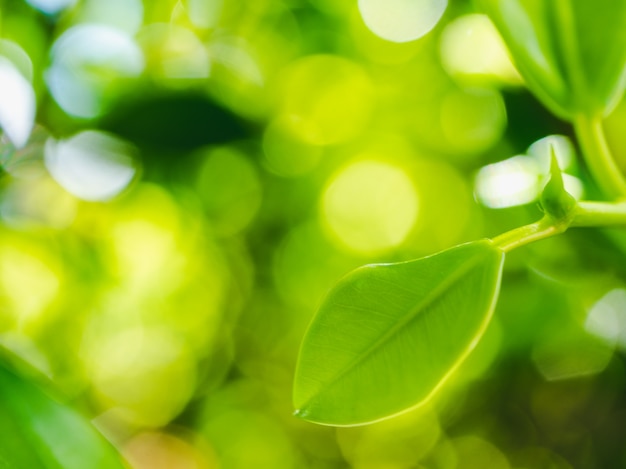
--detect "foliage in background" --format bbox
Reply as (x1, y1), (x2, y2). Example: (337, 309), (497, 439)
(0, 0), (626, 468)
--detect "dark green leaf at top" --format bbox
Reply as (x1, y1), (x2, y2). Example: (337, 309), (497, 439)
(293, 240), (505, 426)
(481, 0), (626, 119)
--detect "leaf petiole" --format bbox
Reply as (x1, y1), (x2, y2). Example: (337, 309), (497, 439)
(492, 200), (626, 253)
(491, 217), (563, 253)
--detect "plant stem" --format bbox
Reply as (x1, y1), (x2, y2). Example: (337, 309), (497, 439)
(573, 114), (626, 200)
(571, 201), (626, 227)
(492, 201), (626, 253)
(491, 217), (564, 253)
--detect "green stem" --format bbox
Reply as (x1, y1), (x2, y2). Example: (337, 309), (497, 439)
(573, 114), (626, 200)
(571, 201), (626, 227)
(491, 217), (564, 253)
(492, 201), (626, 253)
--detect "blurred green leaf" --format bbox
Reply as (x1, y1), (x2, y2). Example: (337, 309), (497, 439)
(293, 240), (505, 426)
(0, 359), (126, 469)
(481, 0), (626, 119)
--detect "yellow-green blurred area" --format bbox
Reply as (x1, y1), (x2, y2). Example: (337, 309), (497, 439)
(0, 0), (626, 467)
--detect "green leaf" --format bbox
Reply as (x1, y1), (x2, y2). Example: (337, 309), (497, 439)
(293, 240), (505, 426)
(0, 357), (127, 468)
(481, 0), (626, 119)
(567, 0), (626, 114)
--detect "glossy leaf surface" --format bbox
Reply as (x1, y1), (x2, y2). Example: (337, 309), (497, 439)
(482, 0), (626, 119)
(0, 360), (126, 468)
(293, 240), (505, 426)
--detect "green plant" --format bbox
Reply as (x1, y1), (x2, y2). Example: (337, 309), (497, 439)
(293, 0), (626, 426)
(0, 352), (125, 467)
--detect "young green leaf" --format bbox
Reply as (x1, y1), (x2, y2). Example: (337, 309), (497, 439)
(481, 0), (626, 119)
(540, 149), (576, 223)
(0, 358), (127, 468)
(293, 240), (505, 426)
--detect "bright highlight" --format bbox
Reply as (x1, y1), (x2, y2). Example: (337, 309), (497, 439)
(322, 160), (418, 253)
(0, 59), (35, 148)
(358, 0), (448, 43)
(45, 131), (137, 202)
(440, 14), (521, 85)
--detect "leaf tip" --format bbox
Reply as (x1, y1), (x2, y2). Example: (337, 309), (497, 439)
(549, 147), (562, 185)
(540, 144), (576, 222)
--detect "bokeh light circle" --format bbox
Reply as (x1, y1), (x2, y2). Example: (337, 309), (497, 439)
(25, 0), (75, 14)
(282, 55), (374, 146)
(358, 0), (448, 43)
(439, 14), (521, 85)
(46, 25), (144, 118)
(45, 131), (137, 202)
(88, 327), (197, 428)
(0, 58), (35, 148)
(322, 160), (418, 253)
(262, 116), (322, 177)
(196, 147), (262, 236)
(440, 87), (507, 154)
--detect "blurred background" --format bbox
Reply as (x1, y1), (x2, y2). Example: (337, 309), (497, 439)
(1, 0), (626, 467)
